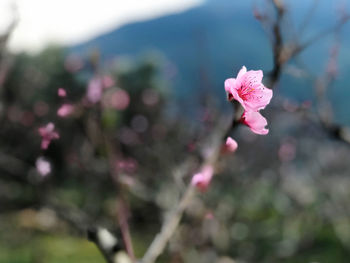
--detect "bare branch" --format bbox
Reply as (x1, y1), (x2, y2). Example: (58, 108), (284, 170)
(292, 15), (350, 58)
(47, 201), (132, 263)
(298, 0), (320, 35)
(270, 0), (285, 85)
(141, 114), (240, 263)
(141, 185), (195, 263)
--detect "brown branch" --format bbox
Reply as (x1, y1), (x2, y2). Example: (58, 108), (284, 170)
(259, 1), (350, 147)
(102, 131), (136, 262)
(265, 1), (350, 89)
(141, 113), (240, 263)
(47, 201), (131, 263)
(298, 0), (320, 35)
(292, 15), (350, 58)
(84, 109), (136, 261)
(141, 185), (195, 263)
(270, 0), (285, 86)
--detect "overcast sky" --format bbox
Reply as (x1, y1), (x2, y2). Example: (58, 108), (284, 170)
(0, 0), (203, 53)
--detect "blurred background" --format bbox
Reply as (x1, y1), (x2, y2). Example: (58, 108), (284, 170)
(1, 0), (350, 262)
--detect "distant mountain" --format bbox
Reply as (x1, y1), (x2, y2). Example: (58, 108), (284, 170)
(71, 0), (350, 124)
(71, 1), (270, 96)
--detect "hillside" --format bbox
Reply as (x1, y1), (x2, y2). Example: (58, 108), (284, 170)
(71, 0), (350, 124)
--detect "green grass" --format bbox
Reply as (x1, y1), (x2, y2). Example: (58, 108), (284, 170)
(0, 234), (105, 263)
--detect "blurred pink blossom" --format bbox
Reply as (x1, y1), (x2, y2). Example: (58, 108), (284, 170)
(102, 75), (115, 89)
(327, 60), (338, 77)
(326, 45), (339, 78)
(86, 77), (103, 103)
(142, 89), (159, 106)
(110, 89), (130, 110)
(278, 139), (296, 162)
(36, 157), (51, 176)
(115, 158), (138, 174)
(58, 88), (67, 97)
(191, 165), (214, 192)
(204, 211), (214, 220)
(225, 137), (238, 153)
(241, 111), (269, 135)
(57, 104), (74, 117)
(38, 123), (59, 150)
(225, 66), (272, 111)
(104, 88), (130, 110)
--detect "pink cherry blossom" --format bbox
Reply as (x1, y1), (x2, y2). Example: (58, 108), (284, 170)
(204, 212), (214, 220)
(191, 165), (214, 192)
(225, 137), (238, 152)
(241, 111), (269, 135)
(36, 157), (51, 176)
(58, 88), (67, 97)
(225, 66), (272, 111)
(115, 158), (138, 174)
(105, 88), (130, 110)
(38, 123), (59, 149)
(86, 77), (103, 103)
(57, 104), (74, 117)
(102, 75), (115, 89)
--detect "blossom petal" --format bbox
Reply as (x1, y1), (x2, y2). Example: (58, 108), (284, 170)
(36, 157), (51, 176)
(87, 77), (103, 103)
(38, 123), (60, 149)
(241, 111), (269, 135)
(58, 88), (67, 97)
(191, 165), (214, 192)
(236, 66), (247, 80)
(57, 104), (74, 117)
(242, 69), (263, 86)
(224, 78), (236, 100)
(225, 137), (238, 152)
(243, 84), (273, 111)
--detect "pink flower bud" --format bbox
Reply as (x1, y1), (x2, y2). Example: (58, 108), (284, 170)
(36, 157), (51, 176)
(58, 88), (67, 97)
(57, 104), (74, 117)
(38, 123), (59, 150)
(191, 165), (214, 192)
(225, 137), (238, 153)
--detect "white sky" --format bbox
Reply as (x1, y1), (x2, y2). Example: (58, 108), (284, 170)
(0, 0), (203, 53)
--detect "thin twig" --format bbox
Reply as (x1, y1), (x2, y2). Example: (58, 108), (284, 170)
(298, 0), (319, 35)
(46, 202), (126, 263)
(103, 130), (136, 262)
(269, 0), (285, 86)
(141, 185), (195, 263)
(141, 112), (239, 263)
(292, 15), (350, 58)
